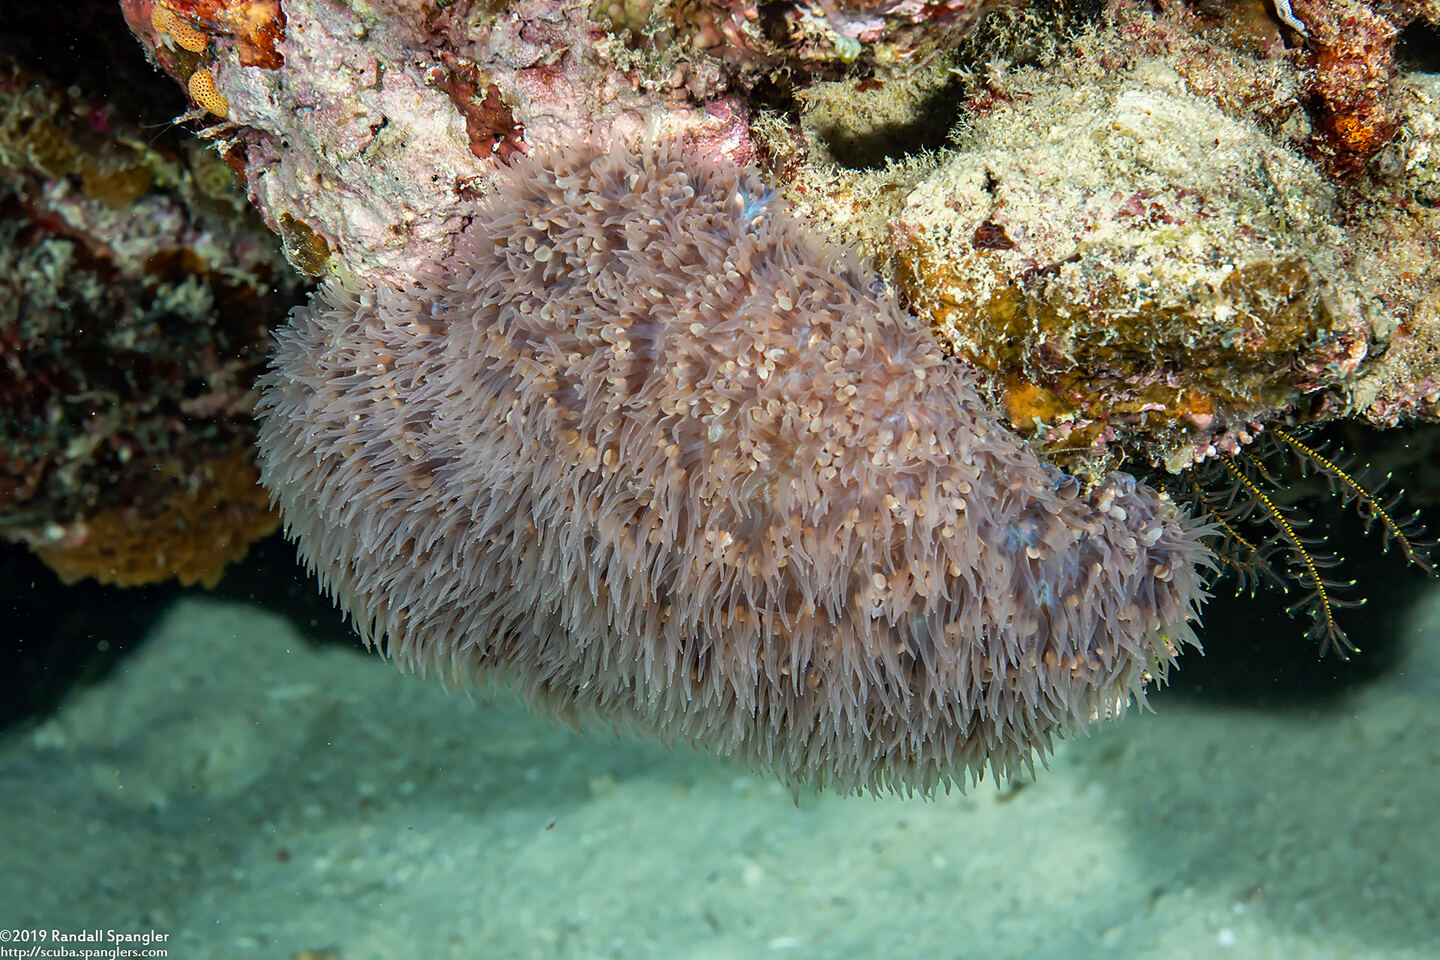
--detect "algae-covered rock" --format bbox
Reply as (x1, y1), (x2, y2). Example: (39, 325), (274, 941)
(890, 56), (1371, 473)
(757, 5), (1440, 476)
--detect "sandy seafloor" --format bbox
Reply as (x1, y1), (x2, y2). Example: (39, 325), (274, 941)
(3, 584), (1438, 960)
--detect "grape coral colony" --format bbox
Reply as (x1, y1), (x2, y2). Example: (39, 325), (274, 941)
(257, 142), (1211, 793)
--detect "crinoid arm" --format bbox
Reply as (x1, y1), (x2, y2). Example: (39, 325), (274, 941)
(1272, 428), (1436, 576)
(1177, 423), (1437, 659)
(1214, 453), (1360, 658)
(1181, 474), (1283, 598)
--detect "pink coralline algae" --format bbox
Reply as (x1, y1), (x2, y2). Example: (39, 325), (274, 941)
(122, 0), (768, 285)
(257, 142), (1210, 793)
(649, 0), (1009, 69)
(118, 0), (1021, 287)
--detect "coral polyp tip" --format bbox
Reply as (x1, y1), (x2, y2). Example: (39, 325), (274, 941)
(256, 141), (1211, 794)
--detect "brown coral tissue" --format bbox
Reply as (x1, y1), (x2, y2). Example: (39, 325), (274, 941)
(257, 142), (1212, 794)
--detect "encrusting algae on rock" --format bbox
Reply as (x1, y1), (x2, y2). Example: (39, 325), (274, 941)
(257, 141), (1212, 794)
(758, 3), (1440, 477)
(887, 53), (1371, 475)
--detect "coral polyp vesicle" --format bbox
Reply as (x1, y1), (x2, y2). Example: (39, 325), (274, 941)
(257, 142), (1210, 793)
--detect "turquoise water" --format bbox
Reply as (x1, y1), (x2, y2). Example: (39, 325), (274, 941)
(3, 581), (1438, 960)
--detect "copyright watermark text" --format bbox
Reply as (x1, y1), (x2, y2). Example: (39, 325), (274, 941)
(0, 929), (168, 958)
